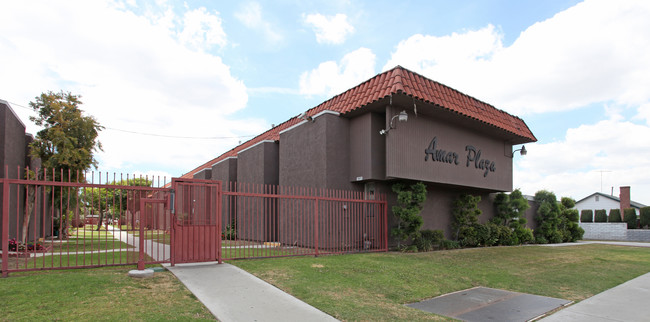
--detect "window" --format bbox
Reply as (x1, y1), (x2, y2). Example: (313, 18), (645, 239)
(595, 195), (600, 202)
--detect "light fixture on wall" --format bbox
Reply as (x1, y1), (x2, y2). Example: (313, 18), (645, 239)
(506, 145), (527, 158)
(379, 110), (408, 135)
(298, 112), (314, 122)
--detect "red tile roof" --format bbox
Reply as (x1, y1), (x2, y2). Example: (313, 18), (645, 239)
(182, 66), (536, 178)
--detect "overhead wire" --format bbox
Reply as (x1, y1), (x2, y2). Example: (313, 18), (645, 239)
(3, 99), (255, 140)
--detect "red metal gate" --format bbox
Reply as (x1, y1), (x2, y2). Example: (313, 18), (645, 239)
(1, 167), (387, 276)
(170, 178), (222, 265)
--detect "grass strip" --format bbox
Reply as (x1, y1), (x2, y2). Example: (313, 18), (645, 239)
(232, 244), (650, 321)
(0, 266), (214, 321)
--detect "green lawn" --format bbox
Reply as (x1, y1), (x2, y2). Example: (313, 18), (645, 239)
(4, 244), (650, 321)
(232, 244), (650, 321)
(0, 266), (214, 321)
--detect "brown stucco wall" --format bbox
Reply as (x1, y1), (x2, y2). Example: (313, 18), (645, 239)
(236, 141), (279, 241)
(211, 157), (237, 184)
(349, 112), (386, 182)
(1, 101), (50, 244)
(385, 105), (513, 192)
(192, 168), (211, 180)
(238, 141), (279, 185)
(279, 112), (356, 191)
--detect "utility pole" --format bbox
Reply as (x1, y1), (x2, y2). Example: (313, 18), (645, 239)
(596, 170), (611, 192)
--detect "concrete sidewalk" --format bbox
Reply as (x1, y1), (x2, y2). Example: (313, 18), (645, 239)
(164, 262), (338, 322)
(540, 240), (650, 321)
(540, 272), (650, 321)
(160, 240), (649, 321)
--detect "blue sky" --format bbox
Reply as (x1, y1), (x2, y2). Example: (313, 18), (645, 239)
(2, 0), (650, 204)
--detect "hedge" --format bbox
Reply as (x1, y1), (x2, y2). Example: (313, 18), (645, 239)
(623, 208), (638, 229)
(580, 209), (593, 222)
(609, 209), (622, 222)
(641, 207), (650, 228)
(594, 209), (607, 222)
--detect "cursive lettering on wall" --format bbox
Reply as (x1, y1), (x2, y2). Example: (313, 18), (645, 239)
(424, 137), (496, 177)
(424, 137), (459, 165)
(465, 146), (496, 177)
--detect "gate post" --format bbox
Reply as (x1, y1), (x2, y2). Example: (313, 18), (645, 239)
(314, 197), (319, 257)
(137, 198), (145, 270)
(216, 182), (222, 264)
(2, 166), (9, 277)
(170, 188), (175, 267)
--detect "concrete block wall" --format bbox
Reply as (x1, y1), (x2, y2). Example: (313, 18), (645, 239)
(579, 222), (650, 242)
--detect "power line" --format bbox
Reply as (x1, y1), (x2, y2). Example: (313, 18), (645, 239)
(104, 127), (254, 140)
(3, 100), (255, 140)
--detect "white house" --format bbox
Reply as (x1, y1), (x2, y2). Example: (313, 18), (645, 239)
(575, 187), (646, 218)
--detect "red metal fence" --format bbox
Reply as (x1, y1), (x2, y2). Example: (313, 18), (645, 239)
(1, 167), (387, 276)
(219, 182), (387, 260)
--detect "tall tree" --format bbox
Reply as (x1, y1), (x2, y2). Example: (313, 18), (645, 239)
(27, 91), (103, 238)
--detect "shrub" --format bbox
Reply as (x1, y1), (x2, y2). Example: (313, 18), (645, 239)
(391, 182), (427, 248)
(640, 207), (650, 228)
(580, 210), (593, 222)
(495, 224), (518, 246)
(514, 226), (534, 244)
(534, 190), (563, 243)
(594, 209), (607, 223)
(439, 239), (460, 250)
(623, 208), (638, 229)
(414, 229), (444, 252)
(70, 217), (85, 228)
(567, 221), (585, 242)
(452, 194), (482, 241)
(609, 209), (622, 222)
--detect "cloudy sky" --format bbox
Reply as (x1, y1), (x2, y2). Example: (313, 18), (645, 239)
(2, 0), (650, 204)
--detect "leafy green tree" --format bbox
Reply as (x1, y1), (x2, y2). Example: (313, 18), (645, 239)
(81, 178), (152, 230)
(560, 197), (583, 242)
(452, 194), (482, 241)
(491, 189), (532, 245)
(533, 190), (562, 243)
(534, 192), (583, 243)
(492, 189), (530, 227)
(28, 91), (103, 237)
(391, 182), (427, 250)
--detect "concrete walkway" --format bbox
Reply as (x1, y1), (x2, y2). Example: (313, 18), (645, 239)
(540, 272), (650, 321)
(164, 262), (338, 322)
(540, 240), (650, 321)
(123, 238), (648, 321)
(106, 225), (170, 261)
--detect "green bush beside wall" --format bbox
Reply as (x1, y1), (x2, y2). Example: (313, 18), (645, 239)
(641, 207), (650, 228)
(624, 208), (638, 229)
(594, 209), (607, 223)
(580, 209), (593, 222)
(609, 209), (622, 222)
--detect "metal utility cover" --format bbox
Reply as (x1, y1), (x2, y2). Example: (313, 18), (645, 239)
(406, 287), (571, 322)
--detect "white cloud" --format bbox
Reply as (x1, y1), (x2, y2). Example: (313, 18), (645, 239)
(383, 0), (650, 116)
(235, 2), (282, 44)
(299, 48), (376, 97)
(178, 7), (227, 51)
(515, 117), (650, 204)
(303, 13), (354, 45)
(0, 0), (266, 176)
(383, 0), (650, 204)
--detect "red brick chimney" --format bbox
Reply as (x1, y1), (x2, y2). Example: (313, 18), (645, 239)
(619, 186), (631, 213)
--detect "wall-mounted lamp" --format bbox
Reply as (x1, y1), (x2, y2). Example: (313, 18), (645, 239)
(379, 110), (408, 135)
(298, 112), (314, 122)
(506, 145), (527, 158)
